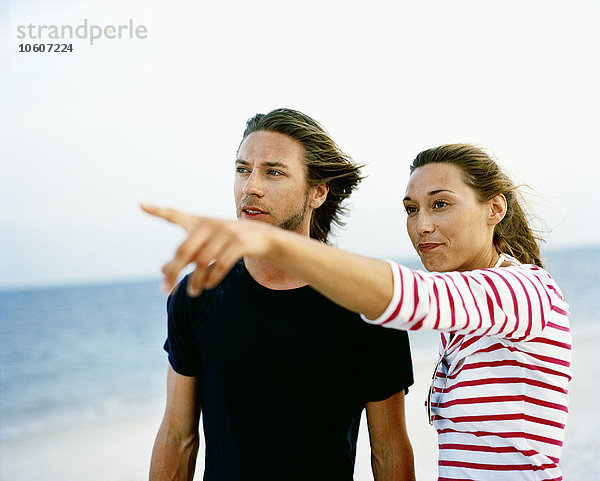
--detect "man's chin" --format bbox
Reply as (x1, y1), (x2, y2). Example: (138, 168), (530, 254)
(240, 212), (271, 222)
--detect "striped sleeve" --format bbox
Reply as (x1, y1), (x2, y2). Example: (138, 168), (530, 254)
(362, 261), (569, 340)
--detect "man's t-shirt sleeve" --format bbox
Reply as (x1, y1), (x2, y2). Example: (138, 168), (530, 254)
(163, 276), (202, 377)
(359, 323), (414, 403)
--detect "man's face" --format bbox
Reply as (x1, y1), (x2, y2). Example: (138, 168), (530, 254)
(234, 130), (314, 236)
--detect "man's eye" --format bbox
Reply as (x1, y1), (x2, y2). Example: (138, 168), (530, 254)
(433, 200), (449, 209)
(236, 167), (249, 174)
(268, 169), (283, 176)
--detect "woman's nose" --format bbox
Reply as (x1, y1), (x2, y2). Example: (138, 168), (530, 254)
(416, 211), (435, 234)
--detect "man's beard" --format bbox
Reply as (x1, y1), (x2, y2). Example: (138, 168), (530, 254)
(278, 193), (308, 232)
(237, 191), (310, 233)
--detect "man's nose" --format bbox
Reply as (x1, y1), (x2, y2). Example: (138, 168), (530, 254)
(242, 170), (264, 197)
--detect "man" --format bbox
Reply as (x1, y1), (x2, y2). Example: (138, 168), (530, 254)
(148, 108), (415, 481)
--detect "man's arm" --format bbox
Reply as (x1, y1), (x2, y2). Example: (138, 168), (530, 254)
(365, 391), (415, 481)
(149, 365), (201, 481)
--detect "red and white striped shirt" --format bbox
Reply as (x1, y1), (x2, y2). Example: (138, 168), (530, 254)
(364, 260), (571, 481)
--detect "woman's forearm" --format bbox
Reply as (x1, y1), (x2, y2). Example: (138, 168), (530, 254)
(141, 205), (395, 318)
(265, 228), (394, 320)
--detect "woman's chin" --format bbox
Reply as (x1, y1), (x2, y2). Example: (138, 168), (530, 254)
(419, 253), (446, 272)
(421, 259), (444, 272)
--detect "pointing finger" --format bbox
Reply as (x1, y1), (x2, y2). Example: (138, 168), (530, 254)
(140, 203), (200, 233)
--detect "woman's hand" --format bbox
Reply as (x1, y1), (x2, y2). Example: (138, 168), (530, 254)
(141, 204), (276, 296)
(142, 203), (393, 319)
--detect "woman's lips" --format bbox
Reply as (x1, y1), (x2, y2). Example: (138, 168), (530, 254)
(418, 243), (442, 253)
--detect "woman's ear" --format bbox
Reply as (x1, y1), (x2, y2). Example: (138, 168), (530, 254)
(488, 193), (507, 226)
(309, 182), (329, 209)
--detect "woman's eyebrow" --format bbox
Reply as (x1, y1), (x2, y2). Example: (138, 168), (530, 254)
(403, 189), (455, 202)
(428, 189), (455, 196)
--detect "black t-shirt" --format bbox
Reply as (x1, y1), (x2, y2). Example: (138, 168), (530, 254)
(164, 261), (413, 481)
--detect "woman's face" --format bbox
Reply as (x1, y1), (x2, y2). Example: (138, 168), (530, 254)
(403, 162), (499, 272)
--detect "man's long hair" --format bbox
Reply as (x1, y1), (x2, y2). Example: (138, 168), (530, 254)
(240, 108), (363, 243)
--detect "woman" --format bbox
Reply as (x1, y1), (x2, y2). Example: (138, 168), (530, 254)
(143, 143), (571, 480)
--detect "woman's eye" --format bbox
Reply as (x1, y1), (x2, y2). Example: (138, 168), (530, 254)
(404, 205), (417, 215)
(433, 200), (449, 209)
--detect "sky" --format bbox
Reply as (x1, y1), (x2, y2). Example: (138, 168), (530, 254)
(1, 0), (599, 289)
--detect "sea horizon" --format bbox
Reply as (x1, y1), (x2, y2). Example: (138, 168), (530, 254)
(0, 243), (598, 479)
(1, 242), (597, 294)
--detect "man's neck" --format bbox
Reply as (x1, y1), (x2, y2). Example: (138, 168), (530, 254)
(243, 256), (308, 290)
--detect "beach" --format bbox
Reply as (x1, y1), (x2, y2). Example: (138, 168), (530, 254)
(0, 246), (597, 480)
(0, 349), (440, 481)
(0, 327), (595, 480)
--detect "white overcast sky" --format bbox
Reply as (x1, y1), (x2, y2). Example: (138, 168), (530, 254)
(1, 0), (599, 289)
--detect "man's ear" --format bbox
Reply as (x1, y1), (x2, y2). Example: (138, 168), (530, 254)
(488, 193), (507, 226)
(309, 182), (329, 209)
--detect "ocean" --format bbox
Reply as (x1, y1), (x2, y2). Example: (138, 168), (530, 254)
(0, 280), (168, 441)
(0, 245), (598, 472)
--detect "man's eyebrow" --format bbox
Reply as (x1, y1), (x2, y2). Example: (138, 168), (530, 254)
(403, 189), (455, 202)
(234, 160), (288, 168)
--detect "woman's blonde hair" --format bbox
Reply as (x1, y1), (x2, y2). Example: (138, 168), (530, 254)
(411, 143), (544, 267)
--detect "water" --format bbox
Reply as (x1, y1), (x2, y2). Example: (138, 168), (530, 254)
(0, 245), (598, 443)
(0, 280), (168, 440)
